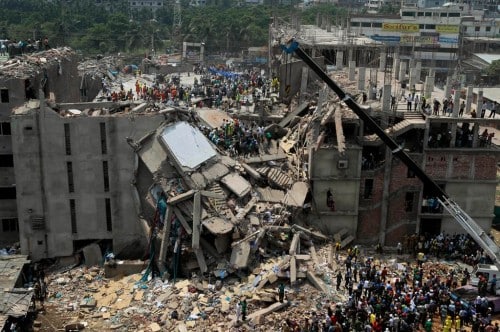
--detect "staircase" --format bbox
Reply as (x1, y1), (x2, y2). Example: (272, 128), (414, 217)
(363, 114), (425, 145)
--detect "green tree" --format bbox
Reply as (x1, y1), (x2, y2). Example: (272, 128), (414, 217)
(485, 60), (500, 81)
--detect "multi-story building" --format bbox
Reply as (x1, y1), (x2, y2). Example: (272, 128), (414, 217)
(11, 101), (163, 261)
(130, 0), (165, 11)
(0, 48), (79, 248)
(349, 3), (498, 78)
(306, 107), (500, 245)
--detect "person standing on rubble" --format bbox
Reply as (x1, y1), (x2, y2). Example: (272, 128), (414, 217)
(278, 283), (286, 303)
(336, 271), (343, 291)
(240, 299), (247, 321)
(235, 300), (241, 322)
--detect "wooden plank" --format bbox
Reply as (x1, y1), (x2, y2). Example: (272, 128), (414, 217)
(192, 191), (201, 250)
(167, 189), (195, 205)
(173, 206), (192, 234)
(295, 254), (311, 261)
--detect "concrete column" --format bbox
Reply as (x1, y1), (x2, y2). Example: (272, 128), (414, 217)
(393, 50), (400, 76)
(444, 76), (452, 100)
(379, 52), (386, 71)
(452, 87), (461, 117)
(409, 68), (418, 93)
(381, 84), (392, 112)
(423, 118), (431, 149)
(450, 123), (458, 147)
(399, 61), (407, 82)
(424, 75), (435, 99)
(159, 205), (173, 266)
(477, 89), (484, 116)
(336, 50), (344, 70)
(465, 86), (473, 114)
(415, 61), (422, 83)
(299, 66), (309, 104)
(348, 48), (354, 62)
(358, 67), (366, 91)
(409, 58), (416, 70)
(472, 123), (480, 148)
(348, 61), (356, 81)
(379, 146), (392, 246)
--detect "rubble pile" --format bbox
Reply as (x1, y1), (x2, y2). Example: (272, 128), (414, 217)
(0, 47), (75, 78)
(39, 242), (476, 331)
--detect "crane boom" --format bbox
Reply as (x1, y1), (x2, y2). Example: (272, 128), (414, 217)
(281, 40), (500, 265)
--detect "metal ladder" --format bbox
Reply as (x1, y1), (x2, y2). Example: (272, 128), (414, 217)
(439, 196), (500, 264)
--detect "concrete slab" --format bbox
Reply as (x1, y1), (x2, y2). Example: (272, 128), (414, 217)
(202, 217), (234, 235)
(230, 242), (251, 269)
(82, 243), (103, 267)
(220, 173), (251, 198)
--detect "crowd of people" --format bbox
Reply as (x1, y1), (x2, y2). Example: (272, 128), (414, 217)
(0, 37), (51, 57)
(271, 232), (498, 332)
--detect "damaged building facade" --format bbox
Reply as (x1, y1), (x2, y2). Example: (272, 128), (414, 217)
(269, 18), (499, 246)
(0, 48), (79, 247)
(11, 100), (164, 261)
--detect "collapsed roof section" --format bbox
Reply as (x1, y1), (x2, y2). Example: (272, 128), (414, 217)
(0, 47), (75, 79)
(131, 107), (317, 275)
(160, 121), (217, 172)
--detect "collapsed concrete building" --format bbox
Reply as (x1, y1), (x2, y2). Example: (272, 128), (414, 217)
(0, 48), (79, 247)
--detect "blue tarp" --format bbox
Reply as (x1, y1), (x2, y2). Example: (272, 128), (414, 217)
(208, 67), (240, 79)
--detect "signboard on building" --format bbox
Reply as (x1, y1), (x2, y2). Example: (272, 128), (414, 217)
(400, 35), (438, 44)
(439, 36), (459, 44)
(370, 35), (401, 43)
(382, 23), (419, 32)
(436, 25), (459, 33)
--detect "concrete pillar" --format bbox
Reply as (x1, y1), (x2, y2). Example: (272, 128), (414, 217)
(299, 66), (309, 104)
(452, 87), (461, 117)
(381, 84), (392, 112)
(348, 48), (354, 62)
(379, 52), (386, 71)
(348, 61), (356, 81)
(472, 123), (480, 148)
(450, 123), (458, 147)
(358, 67), (366, 91)
(399, 61), (407, 82)
(392, 51), (401, 79)
(465, 86), (473, 114)
(477, 89), (484, 116)
(409, 58), (416, 70)
(444, 76), (452, 100)
(423, 119), (431, 149)
(415, 61), (422, 83)
(336, 50), (344, 70)
(424, 75), (435, 99)
(379, 146), (392, 245)
(409, 68), (418, 93)
(159, 205), (173, 266)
